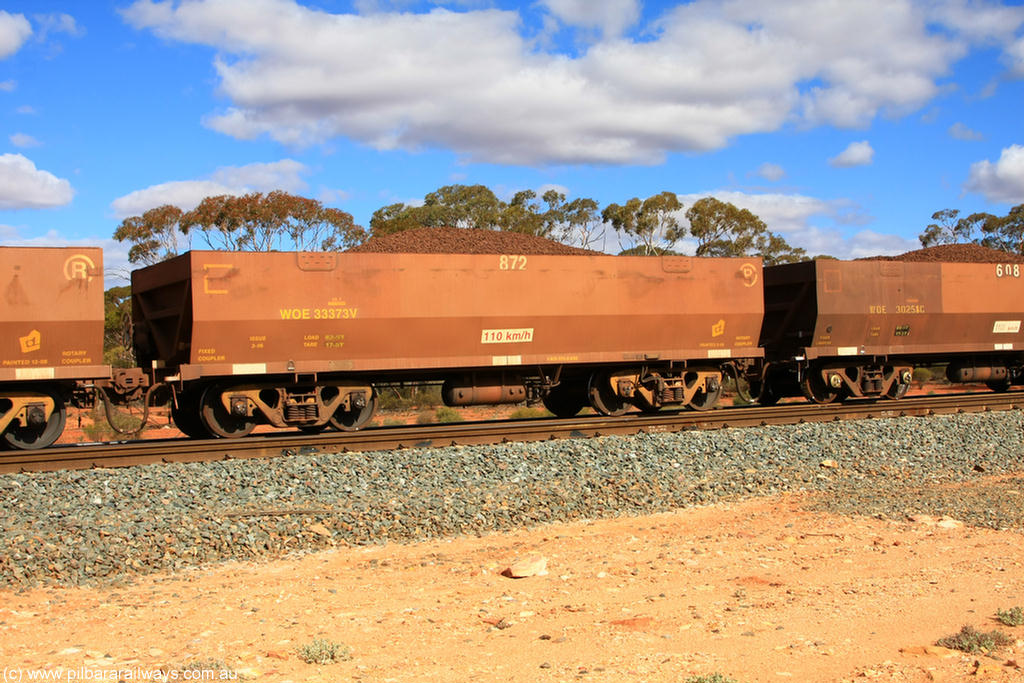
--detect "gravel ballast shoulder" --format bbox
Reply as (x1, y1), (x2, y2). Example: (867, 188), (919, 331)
(2, 410), (1023, 588)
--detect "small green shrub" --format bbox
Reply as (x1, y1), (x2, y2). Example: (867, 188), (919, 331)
(377, 385), (443, 410)
(82, 403), (146, 441)
(996, 606), (1024, 627)
(434, 406), (462, 423)
(684, 674), (738, 683)
(911, 367), (931, 383)
(298, 638), (351, 665)
(509, 407), (550, 419)
(415, 410), (434, 424)
(177, 659), (235, 677)
(935, 624), (1014, 653)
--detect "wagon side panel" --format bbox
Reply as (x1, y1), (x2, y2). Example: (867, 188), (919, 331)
(0, 246), (107, 381)
(172, 251), (764, 378)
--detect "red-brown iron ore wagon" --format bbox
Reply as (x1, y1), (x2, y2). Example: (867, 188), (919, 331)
(132, 251), (765, 437)
(0, 247), (108, 449)
(760, 259), (1024, 403)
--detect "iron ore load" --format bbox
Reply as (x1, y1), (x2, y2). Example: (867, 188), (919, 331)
(2, 234), (1024, 451)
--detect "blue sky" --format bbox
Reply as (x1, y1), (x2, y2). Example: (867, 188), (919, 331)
(1, 0), (1023, 282)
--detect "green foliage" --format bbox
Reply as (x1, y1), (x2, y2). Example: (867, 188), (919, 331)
(979, 203), (1024, 254)
(996, 606), (1024, 627)
(434, 406), (463, 423)
(684, 674), (738, 683)
(82, 403), (147, 442)
(911, 367), (934, 383)
(104, 285), (134, 368)
(370, 184), (503, 235)
(509, 406), (552, 419)
(297, 638), (351, 665)
(376, 385), (443, 411)
(114, 191), (365, 264)
(687, 196), (806, 264)
(935, 624), (1014, 653)
(368, 184), (603, 247)
(113, 204), (188, 266)
(618, 245), (680, 256)
(602, 191), (683, 255)
(180, 658), (233, 672)
(919, 204), (1024, 254)
(174, 658), (237, 680)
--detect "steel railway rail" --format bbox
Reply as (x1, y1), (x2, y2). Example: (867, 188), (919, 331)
(1, 392), (1021, 474)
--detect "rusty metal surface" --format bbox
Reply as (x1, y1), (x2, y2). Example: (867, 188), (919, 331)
(763, 259), (1024, 360)
(0, 247), (107, 382)
(133, 251), (765, 380)
(2, 392), (1019, 474)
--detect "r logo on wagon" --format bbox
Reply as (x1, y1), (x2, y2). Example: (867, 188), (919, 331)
(63, 254), (96, 282)
(740, 263), (759, 287)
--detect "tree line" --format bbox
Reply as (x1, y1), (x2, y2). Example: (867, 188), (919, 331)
(106, 187), (1024, 367)
(918, 204), (1024, 252)
(113, 184), (808, 267)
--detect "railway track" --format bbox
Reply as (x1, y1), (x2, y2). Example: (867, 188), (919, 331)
(2, 391), (1021, 474)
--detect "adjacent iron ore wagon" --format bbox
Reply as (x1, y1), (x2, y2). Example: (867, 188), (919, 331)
(758, 258), (1024, 403)
(0, 247), (108, 448)
(131, 251), (765, 437)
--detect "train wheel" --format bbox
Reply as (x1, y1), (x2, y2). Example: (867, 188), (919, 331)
(1, 389), (66, 450)
(588, 373), (628, 416)
(750, 381), (780, 406)
(885, 382), (910, 399)
(329, 389), (377, 431)
(172, 390), (211, 439)
(986, 379), (1011, 393)
(689, 381), (722, 411)
(542, 382), (588, 418)
(199, 386), (256, 438)
(800, 372), (841, 404)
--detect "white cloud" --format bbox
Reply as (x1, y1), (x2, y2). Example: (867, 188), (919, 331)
(540, 0), (640, 38)
(120, 0), (1003, 166)
(9, 132), (40, 148)
(927, 0), (1024, 44)
(0, 225), (133, 285)
(210, 159), (307, 192)
(844, 229), (920, 259)
(0, 11), (31, 59)
(949, 121), (983, 141)
(33, 13), (84, 40)
(110, 159), (311, 218)
(0, 154), (73, 209)
(755, 162), (785, 181)
(0, 79), (15, 91)
(829, 141), (875, 167)
(964, 144), (1024, 204)
(1008, 36), (1024, 76)
(673, 190), (915, 259)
